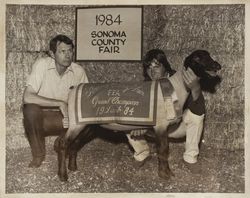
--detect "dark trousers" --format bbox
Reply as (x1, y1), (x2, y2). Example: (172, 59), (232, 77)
(23, 104), (67, 159)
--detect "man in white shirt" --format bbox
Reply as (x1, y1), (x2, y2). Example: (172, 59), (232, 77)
(23, 34), (88, 167)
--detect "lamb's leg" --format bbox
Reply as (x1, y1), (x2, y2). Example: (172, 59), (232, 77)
(68, 126), (96, 171)
(57, 125), (86, 181)
(154, 124), (174, 180)
(57, 134), (69, 181)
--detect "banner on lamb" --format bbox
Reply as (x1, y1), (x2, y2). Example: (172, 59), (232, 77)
(75, 81), (158, 125)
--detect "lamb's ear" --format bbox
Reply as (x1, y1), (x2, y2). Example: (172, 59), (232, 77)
(193, 56), (200, 63)
(183, 54), (193, 69)
(184, 53), (203, 78)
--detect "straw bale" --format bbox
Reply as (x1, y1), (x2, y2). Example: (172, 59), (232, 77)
(79, 62), (144, 83)
(145, 5), (245, 55)
(6, 51), (47, 111)
(6, 5), (76, 24)
(6, 5), (77, 52)
(204, 121), (244, 150)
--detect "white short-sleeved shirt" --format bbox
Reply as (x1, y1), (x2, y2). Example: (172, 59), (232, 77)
(26, 57), (89, 102)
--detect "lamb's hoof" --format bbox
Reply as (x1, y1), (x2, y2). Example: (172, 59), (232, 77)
(158, 166), (174, 180)
(28, 156), (45, 168)
(58, 172), (68, 182)
(158, 170), (174, 180)
(68, 163), (77, 171)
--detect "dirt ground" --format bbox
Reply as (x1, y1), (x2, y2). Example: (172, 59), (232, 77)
(6, 131), (244, 193)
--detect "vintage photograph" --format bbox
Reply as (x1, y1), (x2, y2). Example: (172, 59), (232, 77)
(2, 1), (247, 197)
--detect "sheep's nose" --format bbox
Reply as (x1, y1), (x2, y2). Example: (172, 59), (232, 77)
(214, 61), (221, 70)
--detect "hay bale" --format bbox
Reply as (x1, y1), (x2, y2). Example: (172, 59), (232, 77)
(6, 5), (77, 52)
(79, 62), (144, 83)
(6, 51), (47, 111)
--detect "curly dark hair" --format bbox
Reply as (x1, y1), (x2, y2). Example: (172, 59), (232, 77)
(143, 49), (175, 80)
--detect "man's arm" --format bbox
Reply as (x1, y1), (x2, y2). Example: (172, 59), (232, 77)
(23, 86), (68, 118)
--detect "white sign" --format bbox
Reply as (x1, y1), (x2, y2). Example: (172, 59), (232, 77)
(76, 6), (142, 61)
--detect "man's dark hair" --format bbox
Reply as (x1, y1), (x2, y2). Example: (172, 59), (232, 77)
(143, 49), (175, 80)
(49, 34), (74, 54)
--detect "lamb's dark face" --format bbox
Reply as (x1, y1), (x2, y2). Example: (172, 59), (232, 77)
(184, 50), (222, 93)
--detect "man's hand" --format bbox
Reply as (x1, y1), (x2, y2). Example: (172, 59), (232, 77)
(59, 102), (69, 128)
(182, 67), (200, 90)
(62, 117), (69, 128)
(130, 129), (148, 137)
(182, 68), (201, 101)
